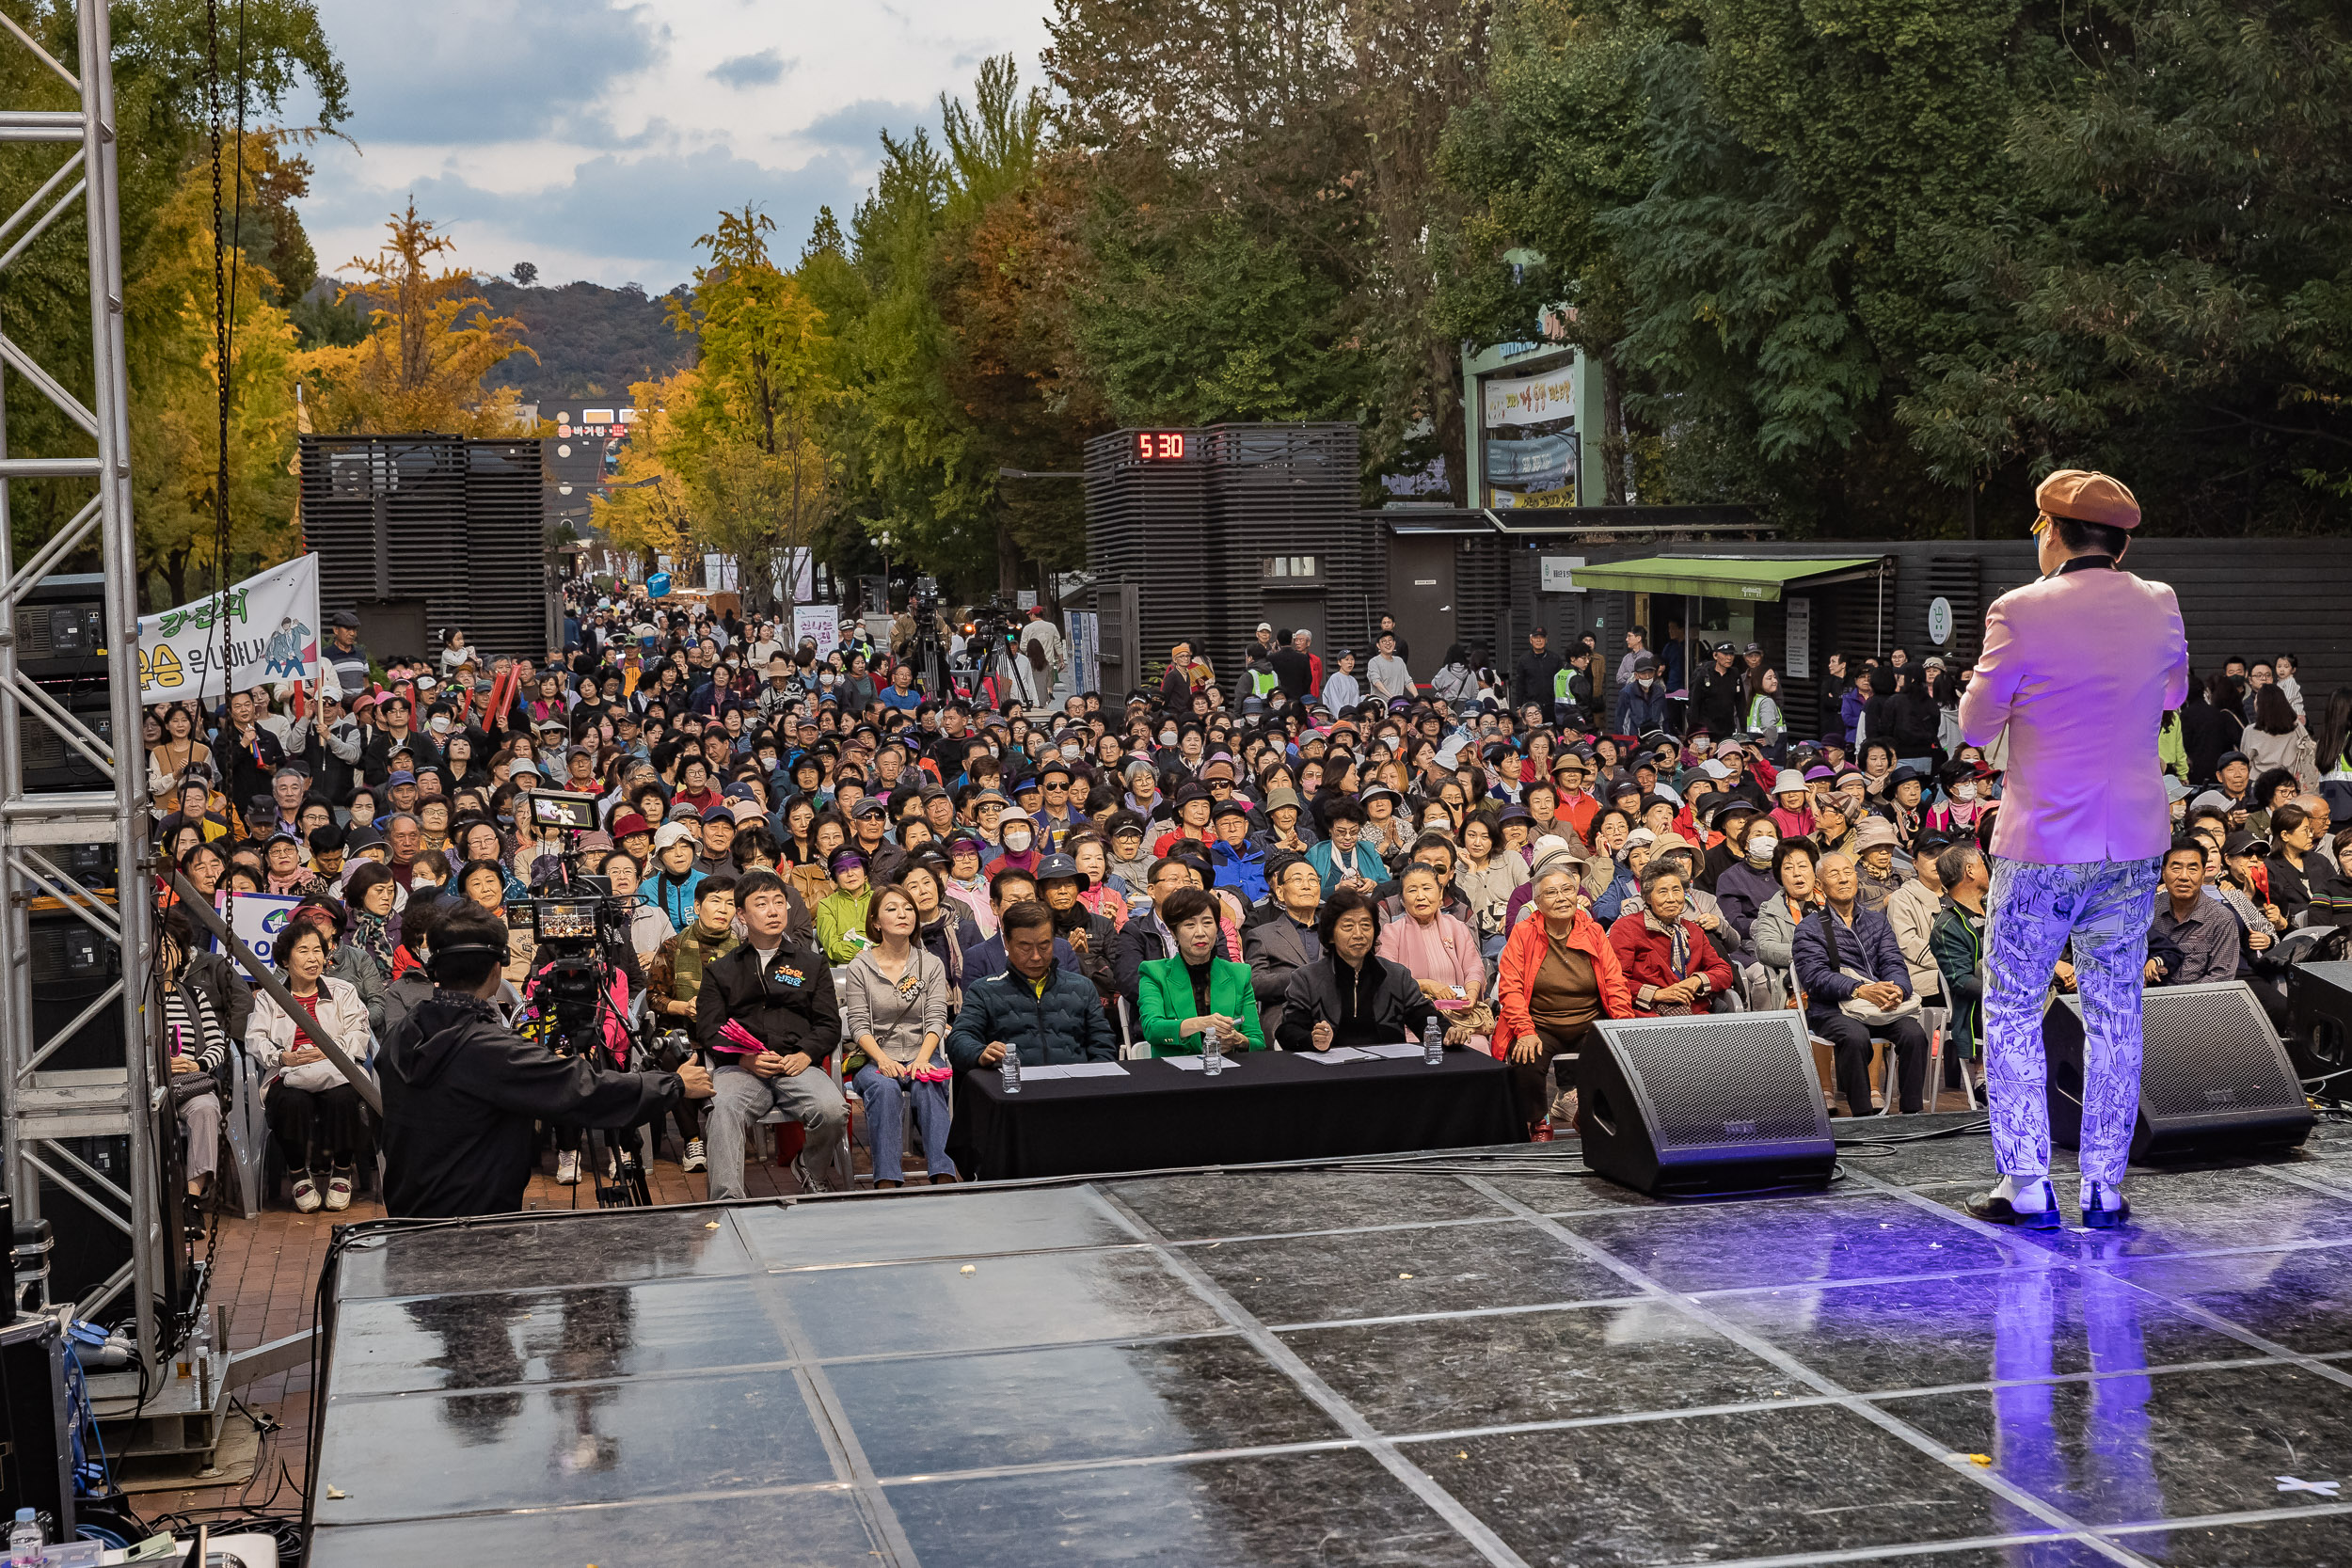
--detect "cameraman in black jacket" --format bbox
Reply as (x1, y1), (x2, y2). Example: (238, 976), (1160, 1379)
(379, 904), (707, 1217)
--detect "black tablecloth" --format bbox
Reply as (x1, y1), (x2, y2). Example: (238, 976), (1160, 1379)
(946, 1047), (1519, 1180)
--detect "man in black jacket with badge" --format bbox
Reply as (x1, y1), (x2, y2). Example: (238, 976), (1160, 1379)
(379, 904), (707, 1218)
(695, 868), (851, 1198)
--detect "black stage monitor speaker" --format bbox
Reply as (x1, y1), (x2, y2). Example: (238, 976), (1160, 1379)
(1581, 1013), (1836, 1196)
(0, 1313), (72, 1544)
(2045, 982), (2313, 1161)
(2287, 960), (2352, 1105)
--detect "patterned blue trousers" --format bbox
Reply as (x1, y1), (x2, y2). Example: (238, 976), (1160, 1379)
(1983, 856), (2162, 1185)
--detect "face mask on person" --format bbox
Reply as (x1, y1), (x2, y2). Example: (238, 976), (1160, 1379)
(1745, 833), (1777, 865)
(1060, 742), (1081, 760)
(1160, 729), (1178, 747)
(1002, 827), (1033, 853)
(429, 715), (451, 735)
(1950, 783), (1979, 803)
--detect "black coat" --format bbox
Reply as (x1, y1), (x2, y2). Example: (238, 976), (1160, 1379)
(693, 936), (842, 1063)
(1690, 664), (1742, 737)
(379, 991), (680, 1218)
(1274, 954), (1435, 1052)
(1240, 908), (1317, 1044)
(1512, 648), (1564, 711)
(1269, 646), (1316, 701)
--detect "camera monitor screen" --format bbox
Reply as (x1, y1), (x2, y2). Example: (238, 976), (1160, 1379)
(535, 901), (601, 940)
(529, 789), (601, 832)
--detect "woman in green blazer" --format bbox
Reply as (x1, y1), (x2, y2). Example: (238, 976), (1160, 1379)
(1137, 887), (1266, 1056)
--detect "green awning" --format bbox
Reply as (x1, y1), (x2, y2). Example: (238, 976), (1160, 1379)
(1567, 555), (1880, 603)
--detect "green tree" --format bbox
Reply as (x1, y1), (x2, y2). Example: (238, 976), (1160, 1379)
(0, 0), (346, 599)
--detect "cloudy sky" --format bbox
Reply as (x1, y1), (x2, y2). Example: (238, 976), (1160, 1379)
(288, 0), (1053, 292)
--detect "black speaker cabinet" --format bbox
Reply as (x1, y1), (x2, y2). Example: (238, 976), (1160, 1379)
(2045, 982), (2314, 1161)
(15, 571), (108, 682)
(16, 683), (115, 794)
(2287, 960), (2352, 1104)
(27, 901), (122, 1075)
(0, 1313), (72, 1544)
(37, 1133), (131, 1317)
(1581, 1013), (1836, 1196)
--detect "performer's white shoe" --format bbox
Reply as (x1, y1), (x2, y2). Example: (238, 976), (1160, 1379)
(1965, 1175), (2060, 1230)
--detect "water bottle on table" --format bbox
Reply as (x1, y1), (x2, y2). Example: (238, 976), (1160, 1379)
(1203, 1021), (1223, 1077)
(9, 1506), (41, 1566)
(1422, 1014), (1444, 1066)
(1000, 1043), (1021, 1095)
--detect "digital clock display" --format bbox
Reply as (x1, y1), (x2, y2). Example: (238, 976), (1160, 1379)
(1134, 431), (1186, 461)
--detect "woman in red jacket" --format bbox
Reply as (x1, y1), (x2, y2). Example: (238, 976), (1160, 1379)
(1608, 858), (1739, 1015)
(1496, 863), (1635, 1140)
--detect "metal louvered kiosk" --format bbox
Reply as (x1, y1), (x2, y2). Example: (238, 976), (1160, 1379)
(1086, 424), (1365, 695)
(299, 435), (552, 664)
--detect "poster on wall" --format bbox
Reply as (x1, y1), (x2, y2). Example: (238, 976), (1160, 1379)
(1785, 597), (1812, 681)
(1538, 556), (1587, 594)
(791, 604), (839, 653)
(1066, 610), (1100, 696)
(1482, 367), (1579, 510)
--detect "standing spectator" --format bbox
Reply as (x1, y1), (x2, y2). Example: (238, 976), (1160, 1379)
(1367, 632), (1414, 704)
(325, 610), (373, 699)
(2243, 684), (2315, 791)
(1690, 641), (1742, 738)
(1320, 648), (1362, 711)
(1270, 631), (1316, 703)
(1512, 626), (1563, 714)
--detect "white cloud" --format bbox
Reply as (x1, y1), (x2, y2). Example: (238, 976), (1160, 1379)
(294, 0), (1051, 289)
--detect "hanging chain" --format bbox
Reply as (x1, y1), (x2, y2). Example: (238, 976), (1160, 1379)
(207, 0), (229, 609)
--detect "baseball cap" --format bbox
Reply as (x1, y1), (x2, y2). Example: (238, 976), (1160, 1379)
(1035, 852), (1082, 881)
(653, 822), (698, 851)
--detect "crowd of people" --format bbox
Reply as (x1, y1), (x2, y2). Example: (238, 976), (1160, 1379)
(145, 574), (2352, 1218)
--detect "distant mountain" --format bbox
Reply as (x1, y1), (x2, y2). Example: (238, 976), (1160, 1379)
(473, 277), (699, 404)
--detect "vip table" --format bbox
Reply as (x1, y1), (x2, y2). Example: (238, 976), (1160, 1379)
(948, 1043), (1520, 1180)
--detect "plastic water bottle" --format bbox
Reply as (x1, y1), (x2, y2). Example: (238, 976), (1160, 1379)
(1422, 1015), (1444, 1066)
(1203, 1024), (1223, 1077)
(9, 1506), (41, 1566)
(999, 1047), (1021, 1095)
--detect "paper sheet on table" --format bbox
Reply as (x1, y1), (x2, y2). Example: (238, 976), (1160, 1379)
(1162, 1055), (1211, 1071)
(1354, 1041), (1431, 1059)
(1299, 1047), (1372, 1064)
(1022, 1062), (1130, 1081)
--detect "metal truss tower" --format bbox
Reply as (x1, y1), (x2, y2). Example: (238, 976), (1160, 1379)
(0, 2), (161, 1363)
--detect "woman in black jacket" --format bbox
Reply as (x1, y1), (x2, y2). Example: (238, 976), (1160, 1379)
(1887, 669), (1943, 768)
(1275, 888), (1438, 1052)
(2179, 674), (2244, 788)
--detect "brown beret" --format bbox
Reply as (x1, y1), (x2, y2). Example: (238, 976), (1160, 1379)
(2034, 468), (2140, 530)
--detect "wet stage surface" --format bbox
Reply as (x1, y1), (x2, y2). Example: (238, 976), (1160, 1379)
(306, 1114), (2352, 1565)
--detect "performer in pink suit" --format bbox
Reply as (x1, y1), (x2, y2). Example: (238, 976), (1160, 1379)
(1956, 470), (2190, 1229)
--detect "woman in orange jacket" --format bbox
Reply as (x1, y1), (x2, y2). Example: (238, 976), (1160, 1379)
(1496, 861), (1636, 1139)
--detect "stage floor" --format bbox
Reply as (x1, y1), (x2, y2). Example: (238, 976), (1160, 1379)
(306, 1114), (2352, 1567)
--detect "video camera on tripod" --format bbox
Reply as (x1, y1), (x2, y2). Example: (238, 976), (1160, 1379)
(957, 597), (1024, 700)
(503, 789), (680, 1207)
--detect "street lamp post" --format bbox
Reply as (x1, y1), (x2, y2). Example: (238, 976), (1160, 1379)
(875, 529), (894, 615)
